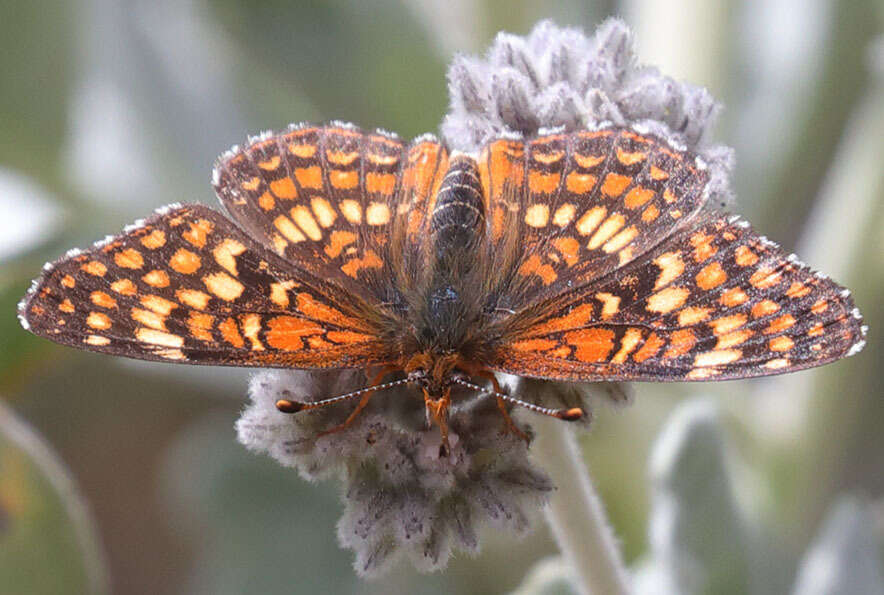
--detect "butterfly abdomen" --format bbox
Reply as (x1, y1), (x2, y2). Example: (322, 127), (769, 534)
(430, 154), (485, 256)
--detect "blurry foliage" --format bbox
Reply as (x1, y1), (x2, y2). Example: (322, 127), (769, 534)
(0, 0), (881, 593)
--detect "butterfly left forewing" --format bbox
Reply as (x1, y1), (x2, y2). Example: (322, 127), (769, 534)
(19, 204), (391, 368)
(489, 215), (866, 381)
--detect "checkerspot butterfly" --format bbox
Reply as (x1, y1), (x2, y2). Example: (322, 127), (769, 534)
(18, 123), (867, 451)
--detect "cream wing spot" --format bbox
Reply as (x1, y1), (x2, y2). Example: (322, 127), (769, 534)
(274, 215), (306, 243)
(135, 328), (184, 348)
(339, 200), (362, 224)
(213, 238), (247, 275)
(366, 202), (391, 226)
(552, 203), (576, 227)
(204, 272), (245, 301)
(524, 204), (550, 227)
(311, 197), (337, 228)
(576, 206), (606, 236)
(291, 206), (323, 241)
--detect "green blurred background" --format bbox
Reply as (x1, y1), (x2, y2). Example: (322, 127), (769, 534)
(0, 1), (881, 593)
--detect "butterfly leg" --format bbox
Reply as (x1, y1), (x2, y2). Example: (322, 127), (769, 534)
(316, 365), (399, 437)
(472, 369), (530, 445)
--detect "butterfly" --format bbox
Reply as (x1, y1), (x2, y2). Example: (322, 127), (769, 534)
(18, 123), (867, 453)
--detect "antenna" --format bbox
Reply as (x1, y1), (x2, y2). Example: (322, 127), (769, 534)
(450, 377), (584, 420)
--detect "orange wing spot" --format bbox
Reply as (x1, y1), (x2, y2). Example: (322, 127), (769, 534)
(524, 204), (550, 227)
(564, 328), (615, 363)
(602, 225), (638, 253)
(678, 306), (712, 326)
(270, 178), (298, 199)
(769, 336), (794, 352)
(140, 229), (166, 249)
(633, 332), (665, 362)
(750, 267), (783, 289)
(734, 245), (759, 266)
(241, 176), (261, 191)
(710, 313), (748, 335)
(690, 231), (716, 262)
(177, 289), (210, 310)
(87, 311), (112, 330)
(187, 312), (214, 341)
(573, 153), (606, 168)
(341, 250), (383, 278)
(647, 287), (690, 314)
(532, 147), (565, 164)
(214, 238), (247, 275)
(576, 206), (607, 236)
(531, 303), (595, 336)
(720, 287), (748, 307)
(365, 202), (391, 226)
(764, 314), (796, 335)
(641, 204), (660, 222)
(135, 328), (182, 348)
(810, 299), (828, 314)
(716, 329), (753, 349)
(595, 292), (621, 319)
(552, 203), (577, 227)
(624, 186), (655, 209)
(339, 199), (362, 224)
(203, 272), (244, 301)
(695, 349), (742, 367)
(240, 313), (264, 351)
(785, 281), (811, 298)
(565, 172), (596, 194)
(84, 335), (110, 346)
(327, 330), (375, 344)
(552, 237), (580, 266)
(588, 213), (626, 250)
(653, 251), (685, 290)
(218, 317), (244, 348)
(600, 173), (631, 197)
(518, 254), (557, 285)
(111, 278), (137, 296)
(327, 150), (359, 166)
(90, 291), (117, 309)
(669, 209), (683, 219)
(58, 298), (75, 313)
(294, 166), (323, 190)
(266, 316), (323, 350)
(61, 274), (76, 288)
(650, 165), (669, 180)
(182, 219), (214, 249)
(296, 292), (366, 330)
(169, 248), (201, 274)
(528, 171), (560, 194)
(289, 143), (317, 158)
(81, 260), (107, 276)
(274, 214), (306, 243)
(114, 248), (144, 270)
(696, 262), (727, 290)
(307, 336), (332, 350)
(141, 269), (170, 288)
(511, 338), (558, 352)
(324, 230), (357, 258)
(141, 294), (177, 316)
(612, 328), (643, 363)
(329, 170), (359, 190)
(807, 322), (825, 337)
(258, 192), (275, 211)
(616, 148), (646, 166)
(751, 299), (780, 318)
(291, 206), (323, 241)
(365, 172), (396, 195)
(266, 281), (295, 309)
(664, 329), (696, 358)
(257, 155), (281, 170)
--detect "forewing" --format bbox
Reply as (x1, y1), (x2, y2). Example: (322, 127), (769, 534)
(212, 123), (448, 303)
(479, 127), (709, 312)
(18, 204), (391, 368)
(489, 215), (866, 381)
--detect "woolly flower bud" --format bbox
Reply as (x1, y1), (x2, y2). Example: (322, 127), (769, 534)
(442, 18), (734, 206)
(237, 369), (558, 576)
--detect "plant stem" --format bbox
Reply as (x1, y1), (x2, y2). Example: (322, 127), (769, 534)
(531, 415), (631, 595)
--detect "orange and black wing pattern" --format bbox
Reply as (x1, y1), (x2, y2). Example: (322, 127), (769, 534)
(18, 204), (392, 369)
(212, 123), (448, 302)
(489, 215), (866, 381)
(479, 126), (709, 311)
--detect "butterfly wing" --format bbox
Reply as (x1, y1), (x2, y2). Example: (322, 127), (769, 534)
(488, 215), (866, 381)
(212, 124), (448, 304)
(18, 204), (392, 368)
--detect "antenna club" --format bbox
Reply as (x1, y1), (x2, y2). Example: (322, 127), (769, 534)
(558, 407), (584, 421)
(276, 399), (306, 413)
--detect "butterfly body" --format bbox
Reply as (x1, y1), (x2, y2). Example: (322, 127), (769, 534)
(18, 123), (866, 445)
